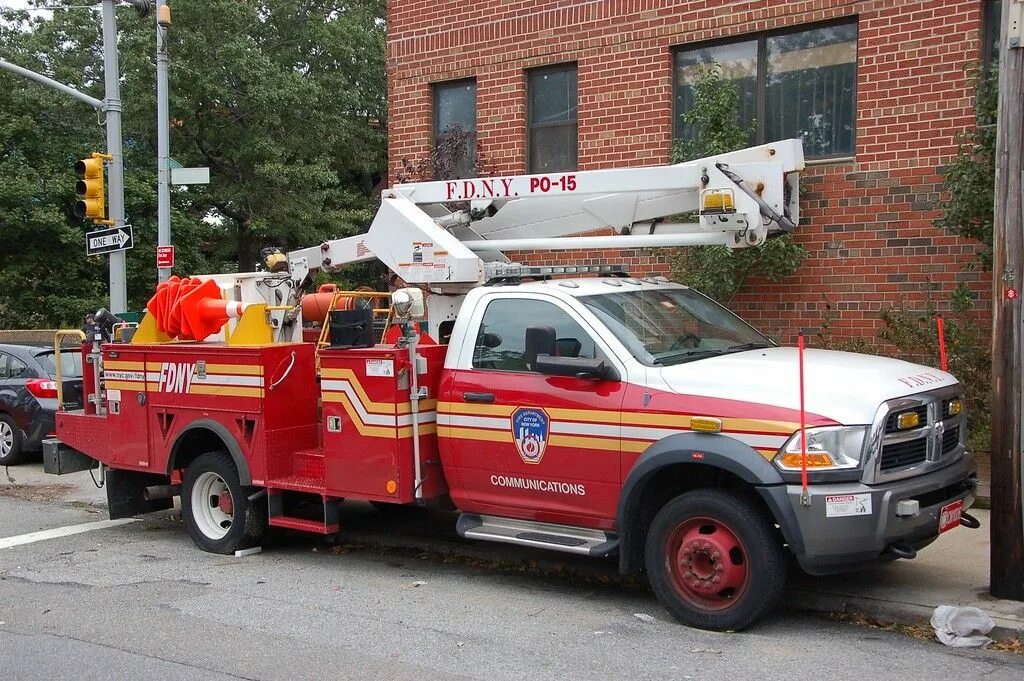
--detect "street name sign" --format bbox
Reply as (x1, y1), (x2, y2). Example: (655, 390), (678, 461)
(86, 225), (134, 256)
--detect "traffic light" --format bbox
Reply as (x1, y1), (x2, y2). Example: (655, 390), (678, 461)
(74, 154), (108, 222)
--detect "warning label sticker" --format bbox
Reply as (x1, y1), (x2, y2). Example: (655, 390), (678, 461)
(825, 493), (873, 518)
(365, 359), (394, 377)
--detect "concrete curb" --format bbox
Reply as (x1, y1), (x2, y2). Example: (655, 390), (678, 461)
(789, 587), (1024, 642)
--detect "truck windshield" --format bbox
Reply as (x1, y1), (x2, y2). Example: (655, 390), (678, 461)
(579, 287), (773, 366)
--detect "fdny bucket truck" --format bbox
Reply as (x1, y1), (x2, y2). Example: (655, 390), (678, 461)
(45, 139), (979, 631)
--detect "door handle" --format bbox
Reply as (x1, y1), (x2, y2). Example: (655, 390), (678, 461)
(463, 391), (495, 404)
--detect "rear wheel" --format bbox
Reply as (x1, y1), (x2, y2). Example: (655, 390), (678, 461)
(0, 414), (25, 466)
(182, 451), (267, 554)
(645, 489), (786, 631)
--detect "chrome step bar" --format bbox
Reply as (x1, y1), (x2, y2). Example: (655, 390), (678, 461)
(456, 513), (618, 557)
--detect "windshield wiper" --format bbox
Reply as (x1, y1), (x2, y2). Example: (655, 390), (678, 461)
(652, 349), (726, 365)
(653, 342), (772, 366)
(723, 342), (773, 352)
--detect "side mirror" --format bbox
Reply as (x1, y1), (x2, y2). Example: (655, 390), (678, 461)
(524, 326), (556, 369)
(534, 354), (620, 382)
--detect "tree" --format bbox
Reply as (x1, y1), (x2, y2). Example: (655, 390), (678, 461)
(669, 67), (805, 303)
(935, 67), (999, 269)
(0, 0), (387, 326)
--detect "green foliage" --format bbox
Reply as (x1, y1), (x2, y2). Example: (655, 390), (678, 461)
(0, 0), (386, 327)
(876, 285), (991, 452)
(668, 67), (805, 303)
(934, 67), (998, 269)
(671, 67), (752, 164)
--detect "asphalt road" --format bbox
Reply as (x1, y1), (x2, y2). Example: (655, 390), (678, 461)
(1, 464), (1021, 681)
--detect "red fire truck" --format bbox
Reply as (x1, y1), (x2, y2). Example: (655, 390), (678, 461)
(45, 139), (978, 630)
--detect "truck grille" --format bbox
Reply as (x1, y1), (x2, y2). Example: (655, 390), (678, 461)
(872, 388), (965, 480)
(942, 426), (960, 454)
(880, 438), (928, 471)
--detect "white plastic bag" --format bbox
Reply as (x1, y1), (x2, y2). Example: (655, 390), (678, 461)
(930, 605), (995, 647)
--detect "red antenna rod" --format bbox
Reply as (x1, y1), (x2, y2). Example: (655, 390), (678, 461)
(798, 331), (810, 506)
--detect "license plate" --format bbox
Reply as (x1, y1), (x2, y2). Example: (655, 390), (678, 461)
(939, 499), (963, 534)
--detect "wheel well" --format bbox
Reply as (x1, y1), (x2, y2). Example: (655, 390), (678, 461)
(169, 428), (231, 476)
(619, 462), (783, 574)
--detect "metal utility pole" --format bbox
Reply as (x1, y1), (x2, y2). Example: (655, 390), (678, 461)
(990, 0), (1024, 601)
(156, 0), (172, 282)
(0, 59), (104, 110)
(101, 0), (128, 313)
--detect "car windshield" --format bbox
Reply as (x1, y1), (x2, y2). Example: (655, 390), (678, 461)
(34, 350), (83, 378)
(579, 286), (773, 366)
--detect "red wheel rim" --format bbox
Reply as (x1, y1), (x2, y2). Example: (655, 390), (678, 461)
(664, 516), (749, 612)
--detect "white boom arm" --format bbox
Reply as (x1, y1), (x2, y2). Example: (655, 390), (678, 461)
(288, 139), (804, 288)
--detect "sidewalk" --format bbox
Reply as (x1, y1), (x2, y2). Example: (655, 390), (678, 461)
(790, 508), (1024, 640)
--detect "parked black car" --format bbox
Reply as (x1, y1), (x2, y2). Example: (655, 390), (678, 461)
(0, 344), (84, 465)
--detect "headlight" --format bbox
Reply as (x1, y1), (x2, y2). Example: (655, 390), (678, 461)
(774, 426), (868, 471)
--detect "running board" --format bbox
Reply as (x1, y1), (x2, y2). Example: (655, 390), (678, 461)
(456, 513), (618, 557)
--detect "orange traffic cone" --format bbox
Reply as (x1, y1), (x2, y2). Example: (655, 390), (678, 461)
(178, 279), (247, 341)
(146, 275), (180, 334)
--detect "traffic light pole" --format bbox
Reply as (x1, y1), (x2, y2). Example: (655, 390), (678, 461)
(0, 58), (104, 110)
(101, 0), (128, 313)
(156, 0), (171, 283)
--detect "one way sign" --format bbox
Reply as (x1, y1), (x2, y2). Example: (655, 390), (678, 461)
(86, 225), (134, 256)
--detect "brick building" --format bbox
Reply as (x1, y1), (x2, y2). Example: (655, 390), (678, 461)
(386, 0), (999, 343)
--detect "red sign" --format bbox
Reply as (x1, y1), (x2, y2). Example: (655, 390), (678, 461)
(157, 245), (175, 269)
(939, 499), (963, 534)
(1006, 288), (1019, 300)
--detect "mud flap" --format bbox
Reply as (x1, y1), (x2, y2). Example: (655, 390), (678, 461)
(106, 469), (173, 519)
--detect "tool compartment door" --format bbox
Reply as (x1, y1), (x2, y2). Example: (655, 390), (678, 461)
(440, 293), (626, 528)
(320, 345), (444, 502)
(101, 348), (152, 469)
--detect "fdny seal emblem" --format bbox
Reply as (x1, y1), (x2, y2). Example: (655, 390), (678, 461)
(512, 407), (549, 465)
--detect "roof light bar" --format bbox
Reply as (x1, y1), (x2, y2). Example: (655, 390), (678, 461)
(486, 263), (628, 279)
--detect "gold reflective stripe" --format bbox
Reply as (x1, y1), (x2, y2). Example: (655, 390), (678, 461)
(439, 401), (798, 435)
(437, 425), (513, 444)
(321, 367), (424, 414)
(204, 363), (263, 376)
(105, 361), (145, 371)
(106, 381), (144, 390)
(189, 384), (263, 398)
(329, 390), (434, 439)
(549, 434), (620, 452)
(437, 401), (515, 417)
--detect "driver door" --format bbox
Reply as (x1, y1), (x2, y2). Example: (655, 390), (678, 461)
(444, 294), (626, 528)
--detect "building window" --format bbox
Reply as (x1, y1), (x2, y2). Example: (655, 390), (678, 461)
(433, 79), (477, 179)
(983, 0), (1001, 66)
(528, 64), (578, 173)
(674, 21), (858, 159)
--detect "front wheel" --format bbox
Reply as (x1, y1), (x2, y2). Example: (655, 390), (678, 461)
(645, 489), (786, 631)
(182, 451), (267, 554)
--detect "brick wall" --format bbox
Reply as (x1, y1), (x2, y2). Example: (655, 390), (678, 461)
(388, 0), (990, 343)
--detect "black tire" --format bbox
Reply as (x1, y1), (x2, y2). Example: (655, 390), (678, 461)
(645, 489), (786, 631)
(0, 414), (26, 466)
(181, 451), (267, 554)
